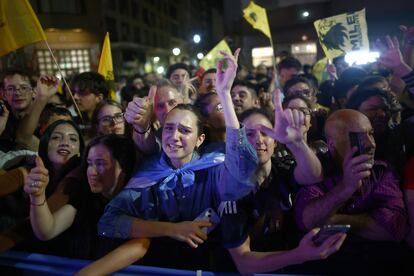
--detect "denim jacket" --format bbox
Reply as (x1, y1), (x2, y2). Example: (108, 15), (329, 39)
(98, 127), (258, 239)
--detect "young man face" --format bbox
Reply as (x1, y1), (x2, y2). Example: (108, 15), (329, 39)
(199, 72), (216, 94)
(3, 74), (35, 113)
(230, 85), (258, 115)
(169, 69), (189, 88)
(73, 86), (103, 116)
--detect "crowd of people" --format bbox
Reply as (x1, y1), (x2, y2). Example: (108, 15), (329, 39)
(1, 26), (414, 275)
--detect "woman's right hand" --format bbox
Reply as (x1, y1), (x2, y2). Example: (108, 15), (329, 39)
(124, 86), (156, 132)
(24, 157), (49, 198)
(294, 228), (346, 263)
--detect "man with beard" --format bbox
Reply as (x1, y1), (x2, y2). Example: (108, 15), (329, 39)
(295, 109), (409, 274)
(346, 87), (405, 176)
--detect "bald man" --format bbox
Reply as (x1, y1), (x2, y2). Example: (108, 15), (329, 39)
(295, 109), (407, 242)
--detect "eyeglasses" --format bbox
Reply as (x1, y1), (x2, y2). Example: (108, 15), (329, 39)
(288, 107), (311, 116)
(73, 89), (92, 97)
(5, 85), (33, 95)
(287, 89), (314, 98)
(98, 112), (124, 126)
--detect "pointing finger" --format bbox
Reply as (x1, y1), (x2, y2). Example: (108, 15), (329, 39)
(273, 88), (283, 114)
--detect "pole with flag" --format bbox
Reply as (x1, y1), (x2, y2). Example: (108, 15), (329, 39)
(243, 1), (279, 88)
(0, 0), (46, 56)
(98, 32), (117, 102)
(0, 0), (82, 120)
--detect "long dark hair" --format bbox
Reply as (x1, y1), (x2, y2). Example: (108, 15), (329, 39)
(38, 119), (85, 196)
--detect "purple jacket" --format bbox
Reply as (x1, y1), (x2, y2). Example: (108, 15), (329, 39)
(295, 160), (408, 241)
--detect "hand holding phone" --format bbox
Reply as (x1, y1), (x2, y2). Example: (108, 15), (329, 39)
(194, 208), (220, 234)
(312, 224), (350, 246)
(349, 132), (365, 156)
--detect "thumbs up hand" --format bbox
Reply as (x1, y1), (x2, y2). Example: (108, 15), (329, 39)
(24, 157), (50, 198)
(124, 85), (157, 133)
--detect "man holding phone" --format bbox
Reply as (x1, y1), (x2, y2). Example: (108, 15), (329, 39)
(295, 109), (408, 273)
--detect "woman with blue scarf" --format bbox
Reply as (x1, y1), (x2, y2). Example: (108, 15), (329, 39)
(98, 48), (255, 235)
(88, 49), (256, 272)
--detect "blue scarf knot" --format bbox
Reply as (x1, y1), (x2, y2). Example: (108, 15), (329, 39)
(126, 151), (225, 191)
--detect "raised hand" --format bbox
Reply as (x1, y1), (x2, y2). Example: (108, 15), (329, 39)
(295, 228), (346, 262)
(0, 102), (10, 135)
(170, 220), (211, 248)
(400, 25), (414, 46)
(36, 75), (59, 100)
(376, 36), (411, 77)
(216, 48), (240, 94)
(24, 157), (49, 198)
(124, 86), (156, 132)
(260, 88), (306, 145)
(326, 61), (338, 80)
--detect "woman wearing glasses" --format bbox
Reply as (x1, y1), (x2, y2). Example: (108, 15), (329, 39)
(90, 100), (129, 138)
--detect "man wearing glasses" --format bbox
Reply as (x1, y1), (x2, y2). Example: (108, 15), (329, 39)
(1, 68), (58, 152)
(1, 69), (36, 152)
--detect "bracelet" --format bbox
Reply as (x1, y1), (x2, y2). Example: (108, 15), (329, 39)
(30, 198), (47, 206)
(134, 126), (151, 134)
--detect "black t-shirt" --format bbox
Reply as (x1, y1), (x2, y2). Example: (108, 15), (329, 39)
(220, 158), (302, 252)
(0, 112), (18, 152)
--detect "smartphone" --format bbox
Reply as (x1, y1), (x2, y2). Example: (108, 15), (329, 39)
(312, 224), (350, 246)
(194, 208), (220, 234)
(349, 132), (365, 156)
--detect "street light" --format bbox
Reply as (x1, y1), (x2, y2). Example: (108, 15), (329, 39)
(193, 34), (201, 44)
(172, 47), (181, 56)
(156, 66), (165, 74)
(302, 11), (310, 17)
(197, 52), (204, 60)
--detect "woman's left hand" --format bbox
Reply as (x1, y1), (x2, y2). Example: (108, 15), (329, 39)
(260, 88), (307, 145)
(24, 157), (49, 198)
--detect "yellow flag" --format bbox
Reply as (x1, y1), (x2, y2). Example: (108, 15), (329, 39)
(312, 57), (329, 84)
(243, 1), (272, 39)
(98, 32), (116, 101)
(199, 39), (231, 71)
(0, 0), (46, 57)
(314, 8), (369, 60)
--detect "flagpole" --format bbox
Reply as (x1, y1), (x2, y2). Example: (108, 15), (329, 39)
(269, 36), (281, 90)
(43, 40), (83, 122)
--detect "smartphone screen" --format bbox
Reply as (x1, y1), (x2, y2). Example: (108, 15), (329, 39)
(349, 132), (367, 156)
(312, 224), (350, 246)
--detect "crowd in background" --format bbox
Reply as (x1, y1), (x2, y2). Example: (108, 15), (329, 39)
(1, 25), (414, 275)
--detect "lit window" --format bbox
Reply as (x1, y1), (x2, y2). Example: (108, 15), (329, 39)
(36, 48), (91, 76)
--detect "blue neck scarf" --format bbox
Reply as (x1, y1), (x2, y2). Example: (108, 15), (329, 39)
(126, 151), (225, 191)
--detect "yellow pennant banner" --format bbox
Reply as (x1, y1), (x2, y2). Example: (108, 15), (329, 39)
(98, 32), (116, 101)
(243, 1), (272, 39)
(199, 39), (231, 70)
(314, 8), (369, 60)
(0, 0), (46, 56)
